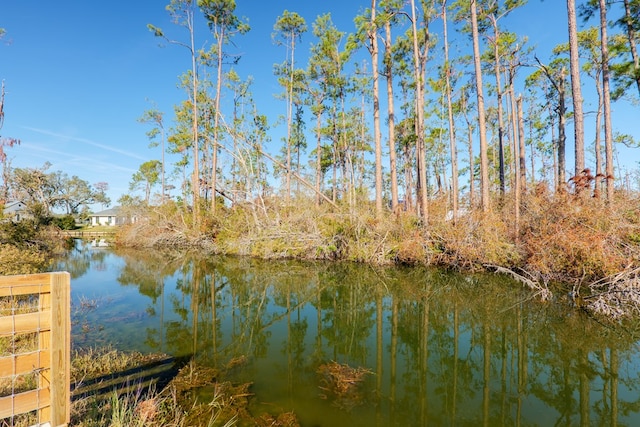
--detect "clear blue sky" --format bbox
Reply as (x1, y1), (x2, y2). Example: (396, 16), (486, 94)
(1, 0), (638, 209)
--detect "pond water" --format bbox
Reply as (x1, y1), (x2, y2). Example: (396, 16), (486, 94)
(56, 240), (640, 426)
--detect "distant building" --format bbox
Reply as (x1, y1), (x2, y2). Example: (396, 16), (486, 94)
(2, 201), (31, 222)
(89, 207), (135, 226)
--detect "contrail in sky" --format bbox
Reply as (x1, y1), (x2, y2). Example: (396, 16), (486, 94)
(20, 142), (136, 174)
(22, 126), (147, 161)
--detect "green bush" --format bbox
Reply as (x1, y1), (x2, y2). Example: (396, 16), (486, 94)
(0, 244), (47, 275)
(0, 220), (39, 247)
(52, 214), (77, 230)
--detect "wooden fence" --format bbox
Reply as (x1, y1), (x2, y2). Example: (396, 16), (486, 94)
(0, 272), (71, 427)
(62, 231), (115, 238)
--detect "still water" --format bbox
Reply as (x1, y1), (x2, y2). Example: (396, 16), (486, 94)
(56, 240), (640, 426)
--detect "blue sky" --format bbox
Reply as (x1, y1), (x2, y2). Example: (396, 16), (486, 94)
(1, 0), (638, 209)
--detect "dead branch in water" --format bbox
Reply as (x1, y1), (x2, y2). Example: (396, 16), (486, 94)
(486, 264), (553, 301)
(583, 266), (640, 319)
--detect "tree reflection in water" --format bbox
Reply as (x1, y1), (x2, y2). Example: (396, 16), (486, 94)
(58, 241), (640, 426)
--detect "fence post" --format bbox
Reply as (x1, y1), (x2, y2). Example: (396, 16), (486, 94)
(49, 272), (71, 426)
(0, 272), (70, 426)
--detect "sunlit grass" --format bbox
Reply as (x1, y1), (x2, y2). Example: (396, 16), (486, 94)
(69, 347), (243, 427)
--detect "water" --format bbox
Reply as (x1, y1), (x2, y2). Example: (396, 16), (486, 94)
(57, 240), (640, 426)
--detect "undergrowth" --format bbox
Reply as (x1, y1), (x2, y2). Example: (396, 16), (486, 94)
(115, 192), (640, 287)
(67, 347), (293, 427)
(0, 220), (68, 275)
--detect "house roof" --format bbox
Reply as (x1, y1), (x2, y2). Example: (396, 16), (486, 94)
(90, 207), (120, 217)
(3, 201), (27, 214)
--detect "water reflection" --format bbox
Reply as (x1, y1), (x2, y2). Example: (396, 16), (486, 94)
(57, 240), (640, 426)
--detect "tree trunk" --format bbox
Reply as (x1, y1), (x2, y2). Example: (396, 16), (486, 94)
(332, 138), (337, 203)
(511, 88), (520, 238)
(517, 95), (526, 193)
(385, 19), (399, 212)
(443, 0), (458, 221)
(490, 16), (506, 196)
(410, 0), (429, 221)
(331, 103), (338, 203)
(468, 122), (475, 207)
(404, 140), (414, 212)
(189, 9), (200, 222)
(460, 89), (475, 208)
(371, 0), (383, 216)
(567, 0), (585, 178)
(471, 0), (490, 212)
(599, 0), (615, 202)
(285, 35), (294, 202)
(211, 28), (225, 214)
(558, 71), (567, 191)
(594, 70), (603, 199)
(622, 0), (640, 96)
(545, 89), (557, 189)
(315, 107), (323, 206)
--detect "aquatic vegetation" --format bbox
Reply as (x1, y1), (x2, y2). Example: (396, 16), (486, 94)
(317, 361), (373, 411)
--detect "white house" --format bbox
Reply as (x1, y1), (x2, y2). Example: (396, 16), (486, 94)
(2, 201), (30, 222)
(89, 207), (133, 226)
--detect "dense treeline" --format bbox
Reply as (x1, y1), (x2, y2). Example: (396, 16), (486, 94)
(133, 0), (639, 220)
(115, 0), (640, 291)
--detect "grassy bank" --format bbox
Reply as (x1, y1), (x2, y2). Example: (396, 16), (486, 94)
(116, 192), (640, 280)
(115, 191), (640, 317)
(68, 347), (262, 427)
(1, 345), (296, 427)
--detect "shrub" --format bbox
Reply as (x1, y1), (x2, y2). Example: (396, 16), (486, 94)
(0, 244), (47, 275)
(0, 220), (39, 247)
(519, 193), (634, 282)
(52, 214), (77, 230)
(431, 208), (522, 270)
(113, 191), (640, 287)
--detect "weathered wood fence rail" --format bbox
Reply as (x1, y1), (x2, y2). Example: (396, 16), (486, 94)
(63, 230), (115, 238)
(0, 272), (71, 427)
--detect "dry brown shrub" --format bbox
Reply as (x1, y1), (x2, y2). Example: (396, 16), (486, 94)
(431, 208), (522, 270)
(395, 228), (429, 265)
(219, 198), (339, 260)
(519, 193), (633, 281)
(134, 397), (159, 424)
(116, 202), (212, 249)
